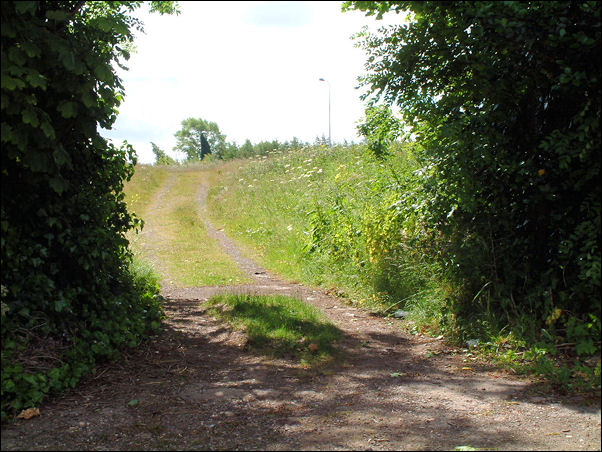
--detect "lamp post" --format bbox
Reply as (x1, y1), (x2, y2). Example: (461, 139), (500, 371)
(319, 77), (331, 147)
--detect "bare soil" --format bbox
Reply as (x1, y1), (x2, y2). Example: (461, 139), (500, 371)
(2, 181), (600, 451)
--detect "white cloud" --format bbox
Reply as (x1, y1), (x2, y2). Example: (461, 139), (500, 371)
(102, 1), (405, 163)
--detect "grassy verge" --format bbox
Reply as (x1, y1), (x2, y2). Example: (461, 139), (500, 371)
(205, 146), (600, 394)
(124, 165), (251, 286)
(205, 293), (341, 366)
(205, 146), (372, 286)
(124, 164), (169, 217)
(205, 145), (443, 312)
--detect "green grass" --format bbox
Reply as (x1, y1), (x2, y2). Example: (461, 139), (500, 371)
(205, 146), (371, 284)
(203, 147), (601, 394)
(124, 166), (251, 286)
(124, 164), (169, 217)
(205, 145), (445, 314)
(205, 293), (341, 365)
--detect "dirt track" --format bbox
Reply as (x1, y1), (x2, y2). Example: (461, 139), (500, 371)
(2, 177), (600, 451)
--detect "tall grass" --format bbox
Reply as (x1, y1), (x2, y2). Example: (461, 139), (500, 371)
(205, 147), (601, 392)
(206, 145), (447, 321)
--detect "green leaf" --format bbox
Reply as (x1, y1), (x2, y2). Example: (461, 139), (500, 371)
(22, 109), (39, 127)
(8, 46), (26, 65)
(1, 76), (26, 91)
(127, 399), (139, 406)
(23, 374), (37, 385)
(53, 146), (72, 168)
(93, 64), (113, 83)
(80, 92), (96, 108)
(49, 176), (69, 194)
(21, 42), (41, 58)
(57, 101), (78, 118)
(40, 120), (56, 139)
(1, 123), (13, 142)
(25, 72), (47, 89)
(54, 297), (67, 312)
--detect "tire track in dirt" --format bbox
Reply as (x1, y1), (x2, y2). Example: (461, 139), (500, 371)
(130, 171), (178, 283)
(2, 171), (600, 451)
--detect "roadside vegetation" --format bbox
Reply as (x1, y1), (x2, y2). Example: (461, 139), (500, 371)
(207, 138), (600, 393)
(1, 1), (179, 421)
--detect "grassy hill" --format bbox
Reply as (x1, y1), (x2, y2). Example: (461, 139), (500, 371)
(124, 165), (251, 287)
(205, 144), (444, 323)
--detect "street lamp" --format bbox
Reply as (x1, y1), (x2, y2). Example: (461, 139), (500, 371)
(319, 77), (331, 147)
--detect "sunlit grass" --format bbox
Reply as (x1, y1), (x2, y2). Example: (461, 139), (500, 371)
(124, 166), (251, 286)
(205, 293), (341, 365)
(204, 145), (447, 325)
(124, 164), (169, 218)
(205, 146), (370, 285)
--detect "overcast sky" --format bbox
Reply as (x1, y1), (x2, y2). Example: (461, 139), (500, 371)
(101, 1), (403, 163)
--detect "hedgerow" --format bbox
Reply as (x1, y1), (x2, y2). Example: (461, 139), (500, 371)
(1, 1), (177, 421)
(343, 1), (600, 374)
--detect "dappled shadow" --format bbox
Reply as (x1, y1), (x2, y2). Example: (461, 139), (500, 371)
(3, 295), (599, 451)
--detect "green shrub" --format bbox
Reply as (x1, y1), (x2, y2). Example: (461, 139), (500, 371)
(1, 1), (176, 421)
(1, 259), (163, 421)
(347, 0), (601, 354)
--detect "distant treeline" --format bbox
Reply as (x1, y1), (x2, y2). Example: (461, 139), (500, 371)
(150, 116), (348, 165)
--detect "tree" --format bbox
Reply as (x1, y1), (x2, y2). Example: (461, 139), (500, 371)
(173, 117), (226, 161)
(357, 105), (402, 158)
(151, 142), (177, 165)
(200, 132), (211, 159)
(238, 139), (255, 158)
(1, 0), (178, 418)
(345, 2), (600, 333)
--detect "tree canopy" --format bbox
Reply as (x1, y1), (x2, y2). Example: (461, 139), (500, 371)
(173, 117), (226, 161)
(151, 141), (177, 165)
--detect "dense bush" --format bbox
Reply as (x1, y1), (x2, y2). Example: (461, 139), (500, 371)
(1, 1), (176, 420)
(345, 1), (601, 350)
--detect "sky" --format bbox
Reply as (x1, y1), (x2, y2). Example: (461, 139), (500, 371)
(101, 1), (404, 163)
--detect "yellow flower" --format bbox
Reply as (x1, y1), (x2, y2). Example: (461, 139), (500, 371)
(545, 307), (562, 325)
(538, 169), (546, 176)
